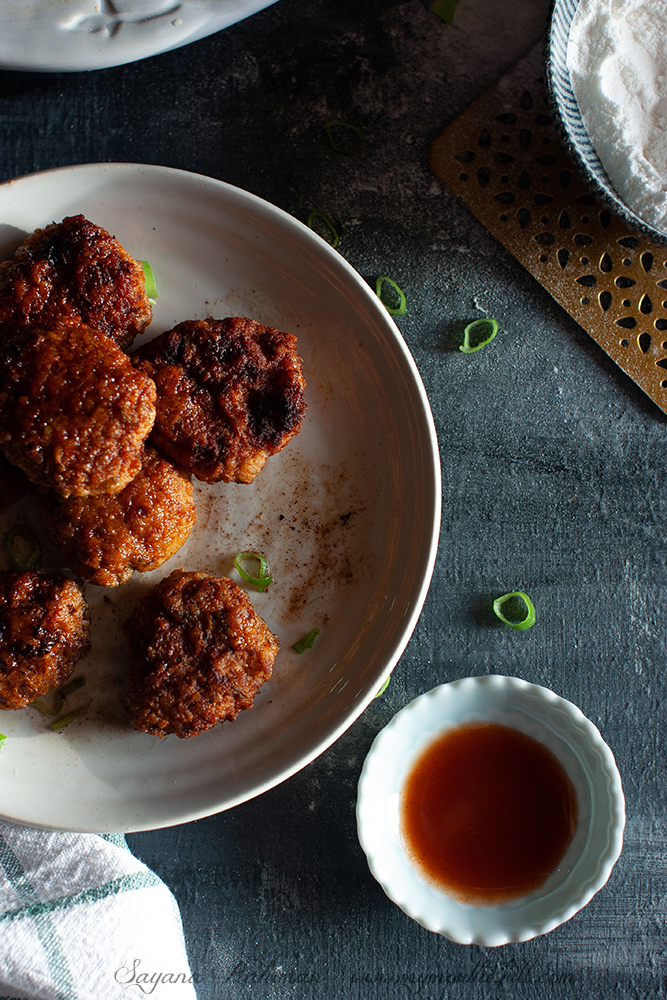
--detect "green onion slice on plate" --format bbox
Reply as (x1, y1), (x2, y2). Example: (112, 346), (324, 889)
(374, 675), (391, 698)
(30, 695), (63, 718)
(140, 260), (158, 304)
(4, 526), (41, 571)
(234, 551), (273, 592)
(493, 591), (536, 630)
(51, 701), (91, 731)
(292, 627), (319, 654)
(59, 676), (86, 699)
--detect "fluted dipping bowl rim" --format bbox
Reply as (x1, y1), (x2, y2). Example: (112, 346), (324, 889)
(356, 674), (625, 946)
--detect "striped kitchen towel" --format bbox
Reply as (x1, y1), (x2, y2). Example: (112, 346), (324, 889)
(0, 820), (197, 1000)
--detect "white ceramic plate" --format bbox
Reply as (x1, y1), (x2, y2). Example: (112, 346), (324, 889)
(0, 162), (441, 833)
(357, 676), (625, 946)
(0, 0), (279, 73)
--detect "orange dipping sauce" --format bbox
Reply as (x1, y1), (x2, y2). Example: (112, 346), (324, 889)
(400, 722), (577, 905)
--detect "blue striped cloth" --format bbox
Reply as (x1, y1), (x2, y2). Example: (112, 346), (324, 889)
(0, 820), (197, 1000)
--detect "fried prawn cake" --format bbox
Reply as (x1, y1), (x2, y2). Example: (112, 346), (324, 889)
(0, 214), (152, 350)
(43, 447), (197, 588)
(0, 571), (90, 711)
(123, 569), (279, 738)
(0, 321), (156, 498)
(132, 317), (307, 484)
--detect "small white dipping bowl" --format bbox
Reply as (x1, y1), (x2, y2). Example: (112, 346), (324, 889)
(356, 674), (625, 946)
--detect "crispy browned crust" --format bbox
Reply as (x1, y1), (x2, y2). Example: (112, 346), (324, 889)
(0, 214), (152, 350)
(132, 317), (306, 484)
(123, 569), (279, 738)
(43, 447), (196, 588)
(0, 321), (156, 498)
(0, 571), (91, 710)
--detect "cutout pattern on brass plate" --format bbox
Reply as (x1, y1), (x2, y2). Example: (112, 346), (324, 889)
(429, 44), (667, 416)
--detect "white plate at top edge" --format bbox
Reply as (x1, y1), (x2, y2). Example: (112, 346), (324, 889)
(0, 163), (441, 832)
(0, 0), (280, 74)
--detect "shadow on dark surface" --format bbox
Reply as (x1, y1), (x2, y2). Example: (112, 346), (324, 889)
(472, 592), (508, 628)
(438, 318), (469, 353)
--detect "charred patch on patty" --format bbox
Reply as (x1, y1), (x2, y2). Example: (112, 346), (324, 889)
(0, 214), (152, 350)
(0, 571), (91, 711)
(132, 317), (306, 484)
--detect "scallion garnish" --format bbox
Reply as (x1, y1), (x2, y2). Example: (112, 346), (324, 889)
(30, 694), (63, 717)
(58, 676), (86, 699)
(140, 260), (158, 304)
(460, 317), (498, 353)
(374, 675), (391, 698)
(50, 701), (91, 731)
(0, 734), (6, 748)
(431, 0), (457, 25)
(4, 525), (41, 572)
(493, 591), (536, 630)
(234, 551), (273, 592)
(292, 627), (319, 654)
(375, 276), (407, 315)
(30, 678), (88, 728)
(323, 120), (365, 154)
(307, 211), (340, 248)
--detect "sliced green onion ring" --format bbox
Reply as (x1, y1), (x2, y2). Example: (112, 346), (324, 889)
(51, 701), (91, 731)
(4, 526), (41, 571)
(493, 591), (536, 630)
(460, 317), (498, 353)
(30, 695), (63, 717)
(140, 260), (158, 304)
(374, 675), (391, 698)
(292, 627), (319, 654)
(59, 676), (86, 699)
(234, 551), (273, 592)
(307, 210), (340, 248)
(323, 120), (365, 154)
(431, 0), (458, 24)
(0, 733), (6, 748)
(375, 276), (407, 315)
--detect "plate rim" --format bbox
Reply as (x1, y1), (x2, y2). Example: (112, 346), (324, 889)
(0, 162), (442, 832)
(0, 0), (281, 73)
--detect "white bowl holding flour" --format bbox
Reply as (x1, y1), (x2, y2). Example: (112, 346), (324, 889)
(567, 0), (667, 237)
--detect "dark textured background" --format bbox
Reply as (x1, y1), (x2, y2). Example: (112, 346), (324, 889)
(1, 0), (665, 996)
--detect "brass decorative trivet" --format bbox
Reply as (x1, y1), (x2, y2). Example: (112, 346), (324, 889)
(429, 43), (667, 416)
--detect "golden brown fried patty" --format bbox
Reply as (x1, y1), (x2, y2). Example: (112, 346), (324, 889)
(132, 317), (306, 484)
(43, 447), (197, 588)
(0, 321), (156, 498)
(0, 214), (151, 350)
(124, 569), (279, 738)
(0, 571), (90, 710)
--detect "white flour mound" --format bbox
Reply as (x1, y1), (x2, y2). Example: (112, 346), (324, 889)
(567, 0), (667, 234)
